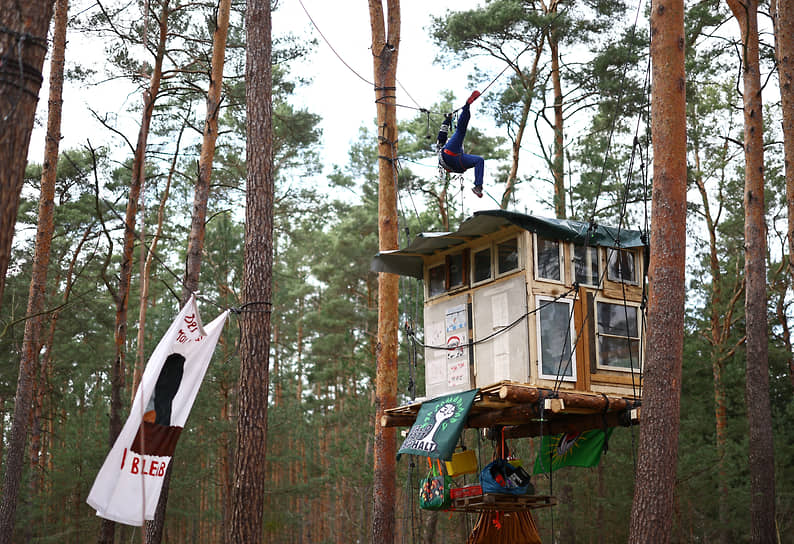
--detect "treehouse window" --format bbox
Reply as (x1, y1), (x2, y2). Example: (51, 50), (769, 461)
(535, 236), (562, 282)
(473, 247), (492, 284)
(573, 243), (600, 287)
(497, 238), (519, 275)
(607, 248), (637, 285)
(596, 301), (641, 371)
(447, 252), (467, 289)
(536, 296), (576, 381)
(428, 264), (445, 297)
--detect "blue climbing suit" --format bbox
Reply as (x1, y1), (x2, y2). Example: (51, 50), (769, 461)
(439, 103), (485, 189)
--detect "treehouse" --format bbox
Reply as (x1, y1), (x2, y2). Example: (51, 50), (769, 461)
(373, 210), (645, 434)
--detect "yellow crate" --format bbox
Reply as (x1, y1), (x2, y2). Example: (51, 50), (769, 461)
(446, 449), (478, 476)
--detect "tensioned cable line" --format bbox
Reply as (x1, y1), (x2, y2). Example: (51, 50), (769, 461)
(407, 286), (576, 351)
(586, 0), (649, 226)
(296, 0), (551, 117)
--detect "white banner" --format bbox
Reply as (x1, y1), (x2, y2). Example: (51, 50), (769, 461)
(87, 295), (228, 526)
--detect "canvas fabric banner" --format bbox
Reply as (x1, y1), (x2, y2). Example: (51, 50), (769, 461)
(397, 389), (478, 461)
(532, 428), (614, 474)
(87, 295), (228, 525)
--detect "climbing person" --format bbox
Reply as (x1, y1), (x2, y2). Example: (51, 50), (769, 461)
(437, 90), (485, 197)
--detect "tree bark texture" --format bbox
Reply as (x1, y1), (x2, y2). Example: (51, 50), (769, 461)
(500, 44), (543, 210)
(0, 1), (55, 307)
(773, 0), (794, 388)
(549, 9), (566, 219)
(227, 0), (273, 541)
(369, 2), (400, 543)
(628, 1), (686, 542)
(726, 1), (777, 541)
(102, 3), (169, 542)
(30, 0), (69, 520)
(148, 3), (230, 538)
(0, 1), (62, 538)
(134, 124), (182, 396)
(182, 0), (231, 302)
(691, 125), (741, 544)
(139, 124), (183, 544)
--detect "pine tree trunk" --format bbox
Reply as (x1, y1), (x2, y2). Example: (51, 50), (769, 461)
(227, 0), (273, 540)
(101, 4), (169, 544)
(773, 0), (794, 389)
(500, 46), (542, 210)
(0, 0), (55, 309)
(561, 484), (576, 543)
(182, 0), (231, 301)
(628, 1), (686, 542)
(369, 1), (400, 542)
(135, 137), (180, 542)
(549, 8), (566, 219)
(725, 1), (777, 541)
(421, 510), (438, 544)
(692, 132), (740, 544)
(0, 0), (61, 538)
(145, 1), (230, 540)
(133, 122), (183, 394)
(220, 382), (233, 539)
(44, 227), (91, 528)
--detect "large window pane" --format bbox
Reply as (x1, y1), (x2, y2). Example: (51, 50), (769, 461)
(429, 265), (445, 297)
(448, 253), (464, 288)
(537, 298), (574, 379)
(597, 337), (640, 369)
(597, 303), (638, 337)
(473, 247), (491, 283)
(573, 244), (599, 286)
(597, 302), (640, 370)
(536, 237), (561, 281)
(497, 238), (519, 274)
(607, 249), (636, 284)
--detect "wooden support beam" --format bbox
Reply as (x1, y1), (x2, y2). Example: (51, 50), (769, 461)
(381, 386), (642, 430)
(501, 409), (638, 439)
(498, 384), (637, 412)
(380, 402), (541, 429)
(466, 403), (540, 428)
(380, 412), (418, 428)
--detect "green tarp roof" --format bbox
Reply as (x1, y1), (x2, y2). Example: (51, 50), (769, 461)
(371, 210), (647, 279)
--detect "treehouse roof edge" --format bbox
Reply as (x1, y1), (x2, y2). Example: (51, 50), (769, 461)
(371, 210), (647, 278)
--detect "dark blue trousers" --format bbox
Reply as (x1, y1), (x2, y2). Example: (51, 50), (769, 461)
(441, 104), (484, 187)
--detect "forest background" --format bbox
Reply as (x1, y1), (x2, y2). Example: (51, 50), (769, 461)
(1, 0), (793, 543)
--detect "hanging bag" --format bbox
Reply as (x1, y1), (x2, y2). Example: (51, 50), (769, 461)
(479, 429), (533, 496)
(419, 458), (453, 511)
(479, 458), (533, 495)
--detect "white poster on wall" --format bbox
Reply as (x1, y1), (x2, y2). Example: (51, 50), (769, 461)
(445, 305), (469, 389)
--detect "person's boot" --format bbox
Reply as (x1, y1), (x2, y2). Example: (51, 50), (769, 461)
(437, 114), (453, 147)
(472, 185), (483, 198)
(467, 90), (481, 104)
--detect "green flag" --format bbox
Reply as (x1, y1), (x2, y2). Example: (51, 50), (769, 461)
(533, 428), (613, 474)
(397, 389), (478, 461)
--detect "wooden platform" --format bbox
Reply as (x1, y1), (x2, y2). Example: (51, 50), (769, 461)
(383, 381), (641, 438)
(450, 492), (557, 512)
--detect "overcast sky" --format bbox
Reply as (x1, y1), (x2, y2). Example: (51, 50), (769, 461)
(29, 0), (533, 215)
(272, 0), (511, 212)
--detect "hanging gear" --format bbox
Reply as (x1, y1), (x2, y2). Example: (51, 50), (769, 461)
(436, 113), (453, 149)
